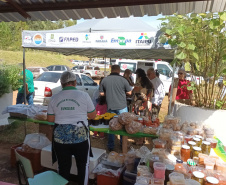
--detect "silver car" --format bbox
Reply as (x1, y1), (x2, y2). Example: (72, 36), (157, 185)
(33, 71), (98, 105)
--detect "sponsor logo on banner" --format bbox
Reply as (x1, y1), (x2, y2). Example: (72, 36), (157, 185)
(33, 34), (43, 45)
(82, 34), (91, 43)
(24, 36), (31, 43)
(48, 34), (56, 43)
(59, 36), (78, 42)
(136, 33), (151, 45)
(95, 35), (107, 43)
(111, 37), (131, 46)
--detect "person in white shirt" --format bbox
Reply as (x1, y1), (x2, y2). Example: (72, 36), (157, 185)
(47, 71), (96, 185)
(147, 68), (165, 121)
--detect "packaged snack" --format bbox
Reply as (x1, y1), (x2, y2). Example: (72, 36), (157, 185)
(109, 117), (123, 131)
(143, 127), (158, 135)
(118, 112), (137, 125)
(115, 153), (125, 165)
(125, 121), (142, 134)
(153, 139), (166, 149)
(107, 151), (118, 163)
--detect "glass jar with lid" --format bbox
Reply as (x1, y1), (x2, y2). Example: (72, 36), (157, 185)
(181, 145), (190, 162)
(202, 141), (211, 155)
(194, 135), (203, 142)
(192, 146), (202, 158)
(188, 141), (197, 158)
(193, 137), (202, 146)
(205, 177), (219, 185)
(192, 171), (205, 185)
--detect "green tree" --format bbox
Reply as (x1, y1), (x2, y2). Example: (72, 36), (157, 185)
(159, 12), (226, 109)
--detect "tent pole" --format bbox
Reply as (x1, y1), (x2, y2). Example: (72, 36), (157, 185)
(168, 63), (176, 115)
(23, 48), (27, 105)
(104, 57), (106, 72)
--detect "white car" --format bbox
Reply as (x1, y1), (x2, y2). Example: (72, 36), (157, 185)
(33, 71), (99, 105)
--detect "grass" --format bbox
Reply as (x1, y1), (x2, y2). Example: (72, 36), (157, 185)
(0, 50), (89, 68)
(0, 121), (39, 144)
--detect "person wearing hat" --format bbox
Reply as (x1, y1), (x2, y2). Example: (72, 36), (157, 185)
(47, 71), (96, 185)
(168, 68), (193, 114)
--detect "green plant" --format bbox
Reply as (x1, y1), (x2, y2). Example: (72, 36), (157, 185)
(159, 12), (226, 109)
(0, 63), (22, 97)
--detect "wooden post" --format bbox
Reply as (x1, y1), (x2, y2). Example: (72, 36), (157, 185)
(122, 136), (128, 153)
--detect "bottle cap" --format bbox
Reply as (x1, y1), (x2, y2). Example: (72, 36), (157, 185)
(206, 177), (219, 184)
(176, 159), (183, 163)
(182, 145), (190, 149)
(192, 171), (204, 178)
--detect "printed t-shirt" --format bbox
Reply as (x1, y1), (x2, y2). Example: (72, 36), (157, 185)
(47, 86), (95, 144)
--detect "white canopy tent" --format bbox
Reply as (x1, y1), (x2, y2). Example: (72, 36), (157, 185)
(22, 17), (174, 59)
(21, 17), (174, 103)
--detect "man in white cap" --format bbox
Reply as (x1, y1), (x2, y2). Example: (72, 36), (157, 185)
(47, 71), (96, 185)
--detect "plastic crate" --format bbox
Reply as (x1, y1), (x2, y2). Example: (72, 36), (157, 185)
(11, 143), (43, 173)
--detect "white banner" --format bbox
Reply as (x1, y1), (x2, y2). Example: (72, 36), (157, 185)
(44, 32), (157, 49)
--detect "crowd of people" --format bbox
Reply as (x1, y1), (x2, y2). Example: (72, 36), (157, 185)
(15, 64), (192, 185)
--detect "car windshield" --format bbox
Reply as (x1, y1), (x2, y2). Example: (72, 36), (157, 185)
(35, 72), (61, 83)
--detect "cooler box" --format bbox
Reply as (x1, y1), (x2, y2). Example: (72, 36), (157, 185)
(41, 144), (106, 179)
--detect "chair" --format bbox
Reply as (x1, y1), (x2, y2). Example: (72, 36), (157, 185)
(15, 150), (68, 185)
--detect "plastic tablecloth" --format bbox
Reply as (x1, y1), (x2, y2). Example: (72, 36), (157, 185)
(8, 117), (157, 138)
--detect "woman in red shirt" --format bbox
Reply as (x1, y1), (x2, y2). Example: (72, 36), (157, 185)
(169, 68), (192, 100)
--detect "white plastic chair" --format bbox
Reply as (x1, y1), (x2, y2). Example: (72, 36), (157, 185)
(15, 150), (68, 185)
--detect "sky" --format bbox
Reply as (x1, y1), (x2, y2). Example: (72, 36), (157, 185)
(77, 14), (164, 29)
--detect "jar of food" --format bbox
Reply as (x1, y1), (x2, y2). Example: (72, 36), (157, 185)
(193, 137), (202, 146)
(187, 159), (197, 174)
(198, 153), (208, 165)
(192, 171), (205, 185)
(216, 159), (226, 173)
(181, 145), (190, 162)
(93, 117), (100, 126)
(192, 147), (202, 158)
(175, 159), (186, 174)
(104, 116), (110, 125)
(194, 135), (203, 142)
(153, 139), (166, 149)
(165, 164), (174, 183)
(184, 135), (193, 144)
(186, 179), (201, 185)
(204, 157), (215, 170)
(188, 141), (197, 158)
(205, 177), (219, 185)
(148, 155), (162, 173)
(153, 162), (166, 179)
(206, 138), (218, 148)
(202, 141), (211, 155)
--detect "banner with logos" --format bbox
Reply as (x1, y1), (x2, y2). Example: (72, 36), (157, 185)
(22, 31), (164, 49)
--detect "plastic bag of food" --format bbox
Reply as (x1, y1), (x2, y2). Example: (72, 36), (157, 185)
(125, 150), (136, 171)
(143, 127), (158, 135)
(107, 151), (118, 163)
(118, 112), (137, 125)
(115, 153), (125, 165)
(125, 121), (142, 134)
(34, 112), (47, 121)
(23, 133), (51, 150)
(159, 128), (173, 141)
(164, 115), (181, 125)
(109, 117), (123, 131)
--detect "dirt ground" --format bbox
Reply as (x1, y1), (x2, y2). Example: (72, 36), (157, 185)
(0, 88), (168, 184)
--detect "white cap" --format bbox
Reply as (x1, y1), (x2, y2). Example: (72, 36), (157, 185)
(60, 71), (76, 84)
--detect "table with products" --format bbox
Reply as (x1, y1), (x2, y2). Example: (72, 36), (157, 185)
(8, 117), (158, 153)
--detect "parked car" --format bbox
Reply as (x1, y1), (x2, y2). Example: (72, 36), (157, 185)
(46, 65), (70, 71)
(33, 71), (99, 105)
(27, 67), (48, 79)
(71, 65), (107, 78)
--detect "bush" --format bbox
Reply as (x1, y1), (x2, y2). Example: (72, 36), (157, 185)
(0, 63), (22, 97)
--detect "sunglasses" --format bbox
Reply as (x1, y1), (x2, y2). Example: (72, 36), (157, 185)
(178, 73), (184, 75)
